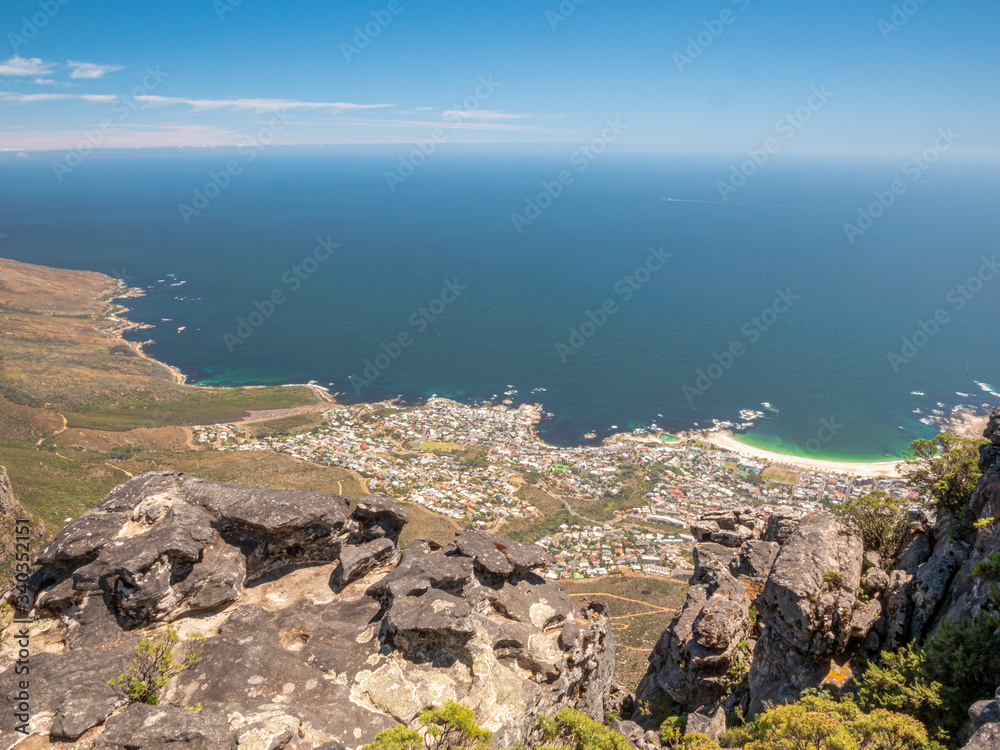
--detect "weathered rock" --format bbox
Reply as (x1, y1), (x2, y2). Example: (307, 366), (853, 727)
(731, 540), (780, 581)
(691, 509), (766, 548)
(3, 474), (613, 749)
(962, 723), (1000, 750)
(93, 704), (237, 749)
(860, 567), (889, 597)
(609, 719), (645, 749)
(453, 530), (551, 580)
(763, 513), (800, 544)
(850, 598), (883, 640)
(333, 537), (399, 589)
(634, 537), (752, 713)
(910, 535), (970, 642)
(862, 551), (882, 571)
(760, 513), (863, 659)
(685, 707), (727, 742)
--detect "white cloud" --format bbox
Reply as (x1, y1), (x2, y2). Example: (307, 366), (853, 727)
(66, 61), (125, 79)
(0, 91), (392, 114)
(0, 56), (56, 77)
(440, 109), (531, 121)
(0, 91), (74, 102)
(0, 124), (246, 151)
(32, 78), (58, 85)
(135, 95), (393, 113)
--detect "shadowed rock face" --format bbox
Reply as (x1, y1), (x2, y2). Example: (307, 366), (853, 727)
(635, 509), (884, 720)
(636, 407), (1000, 738)
(1, 472), (613, 750)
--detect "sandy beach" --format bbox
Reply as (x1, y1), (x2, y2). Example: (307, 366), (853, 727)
(699, 430), (903, 478)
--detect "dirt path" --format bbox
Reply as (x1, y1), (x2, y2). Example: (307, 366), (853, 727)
(36, 412), (67, 446)
(568, 592), (673, 620)
(105, 463), (134, 478)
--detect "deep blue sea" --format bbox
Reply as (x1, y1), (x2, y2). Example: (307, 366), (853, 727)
(2, 149), (998, 459)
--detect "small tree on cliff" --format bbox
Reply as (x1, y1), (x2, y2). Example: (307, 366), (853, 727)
(362, 702), (492, 750)
(720, 694), (938, 750)
(108, 624), (204, 706)
(836, 490), (907, 564)
(900, 433), (986, 521)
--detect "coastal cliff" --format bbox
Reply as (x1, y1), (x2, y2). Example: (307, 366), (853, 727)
(631, 407), (1000, 749)
(1, 473), (614, 749)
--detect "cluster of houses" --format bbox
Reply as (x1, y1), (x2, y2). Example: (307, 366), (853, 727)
(192, 397), (920, 579)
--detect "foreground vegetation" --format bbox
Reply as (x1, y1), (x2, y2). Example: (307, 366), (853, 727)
(361, 695), (941, 750)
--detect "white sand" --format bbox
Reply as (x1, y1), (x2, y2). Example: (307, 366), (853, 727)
(702, 431), (903, 478)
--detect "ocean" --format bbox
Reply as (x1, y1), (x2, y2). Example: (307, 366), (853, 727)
(1, 148), (998, 458)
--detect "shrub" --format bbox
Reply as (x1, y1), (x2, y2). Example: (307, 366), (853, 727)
(418, 702), (493, 750)
(545, 708), (633, 750)
(857, 645), (949, 742)
(901, 433), (986, 520)
(858, 617), (1000, 746)
(823, 571), (843, 589)
(721, 694), (937, 750)
(677, 734), (720, 749)
(971, 552), (1000, 581)
(836, 490), (907, 563)
(107, 624), (204, 706)
(659, 715), (687, 746)
(362, 725), (424, 750)
(923, 614), (1000, 723)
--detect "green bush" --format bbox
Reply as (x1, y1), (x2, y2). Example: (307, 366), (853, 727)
(721, 694), (937, 750)
(901, 433), (986, 521)
(542, 708), (633, 750)
(836, 491), (907, 563)
(857, 645), (949, 743)
(362, 725), (424, 750)
(364, 702), (492, 750)
(923, 614), (1000, 724)
(107, 624), (204, 706)
(971, 552), (1000, 581)
(858, 616), (1000, 745)
(823, 571), (843, 589)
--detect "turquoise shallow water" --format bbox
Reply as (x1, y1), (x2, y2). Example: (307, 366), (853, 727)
(1, 150), (998, 456)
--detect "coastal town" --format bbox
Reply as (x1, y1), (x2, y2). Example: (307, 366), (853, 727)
(193, 397), (917, 581)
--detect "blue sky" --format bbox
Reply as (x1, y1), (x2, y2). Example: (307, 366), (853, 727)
(1, 0), (997, 155)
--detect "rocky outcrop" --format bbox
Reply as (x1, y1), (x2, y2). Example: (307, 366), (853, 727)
(1, 472), (614, 750)
(635, 507), (892, 720)
(634, 509), (785, 717)
(635, 407), (1000, 737)
(962, 687), (1000, 750)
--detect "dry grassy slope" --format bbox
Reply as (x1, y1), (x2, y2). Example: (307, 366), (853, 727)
(0, 257), (320, 430)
